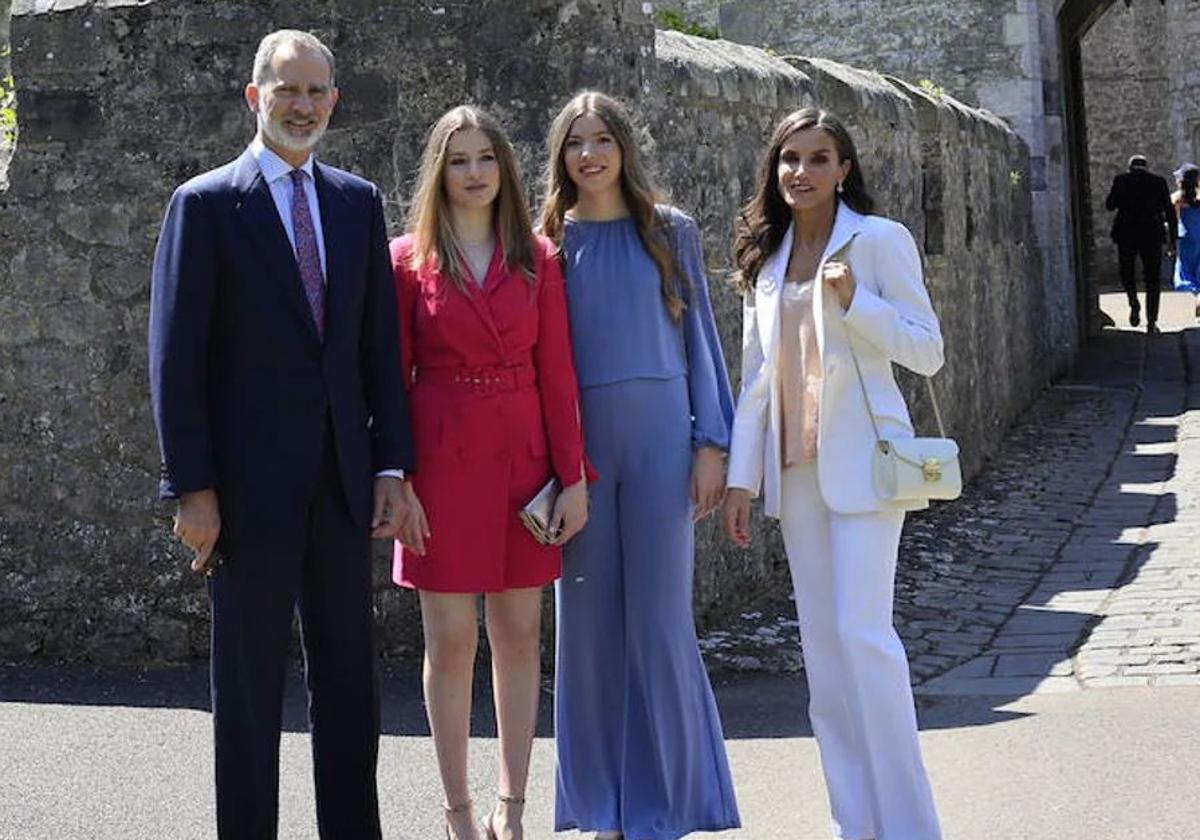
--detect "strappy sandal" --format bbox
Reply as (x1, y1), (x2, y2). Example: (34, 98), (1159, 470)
(443, 800), (476, 840)
(481, 793), (525, 840)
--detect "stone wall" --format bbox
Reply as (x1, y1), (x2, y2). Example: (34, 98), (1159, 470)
(1082, 0), (1197, 289)
(1166, 0), (1200, 170)
(0, 1), (1039, 662)
(718, 0), (1021, 102)
(655, 0), (721, 30)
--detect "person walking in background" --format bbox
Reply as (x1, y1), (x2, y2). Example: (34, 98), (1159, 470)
(540, 91), (741, 840)
(1105, 154), (1177, 333)
(148, 30), (413, 839)
(722, 107), (943, 840)
(1172, 163), (1200, 319)
(390, 105), (589, 840)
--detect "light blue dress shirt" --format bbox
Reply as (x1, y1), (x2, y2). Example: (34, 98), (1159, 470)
(250, 136), (328, 277)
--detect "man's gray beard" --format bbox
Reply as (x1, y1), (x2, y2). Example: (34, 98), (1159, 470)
(258, 112), (325, 154)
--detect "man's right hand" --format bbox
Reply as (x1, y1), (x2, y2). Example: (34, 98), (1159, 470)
(398, 481), (430, 556)
(175, 489), (221, 575)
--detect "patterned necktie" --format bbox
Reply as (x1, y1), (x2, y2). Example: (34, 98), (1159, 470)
(289, 169), (326, 340)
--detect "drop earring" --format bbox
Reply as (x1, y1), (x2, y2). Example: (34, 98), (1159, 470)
(836, 181), (845, 194)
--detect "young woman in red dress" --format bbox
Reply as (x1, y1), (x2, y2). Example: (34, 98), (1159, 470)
(390, 106), (589, 840)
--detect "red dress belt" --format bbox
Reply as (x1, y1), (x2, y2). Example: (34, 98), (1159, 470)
(415, 362), (536, 395)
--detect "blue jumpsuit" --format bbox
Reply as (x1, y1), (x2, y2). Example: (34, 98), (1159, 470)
(554, 207), (741, 839)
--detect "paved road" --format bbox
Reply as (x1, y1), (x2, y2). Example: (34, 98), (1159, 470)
(2, 666), (1198, 839)
(3, 293), (1199, 839)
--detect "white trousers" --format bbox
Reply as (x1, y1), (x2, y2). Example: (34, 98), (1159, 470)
(779, 463), (941, 840)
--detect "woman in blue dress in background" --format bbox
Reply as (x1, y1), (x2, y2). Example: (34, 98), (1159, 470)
(539, 91), (741, 840)
(1173, 163), (1200, 318)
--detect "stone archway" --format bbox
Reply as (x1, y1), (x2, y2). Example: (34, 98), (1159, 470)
(1058, 0), (1122, 333)
(1058, 0), (1170, 331)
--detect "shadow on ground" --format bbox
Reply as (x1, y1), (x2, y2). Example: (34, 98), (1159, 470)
(0, 657), (1036, 740)
(901, 298), (1195, 712)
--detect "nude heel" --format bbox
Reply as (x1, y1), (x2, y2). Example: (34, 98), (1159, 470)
(482, 793), (525, 840)
(443, 800), (475, 840)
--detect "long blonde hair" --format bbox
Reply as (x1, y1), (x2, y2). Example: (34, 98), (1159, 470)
(539, 91), (688, 321)
(407, 105), (535, 290)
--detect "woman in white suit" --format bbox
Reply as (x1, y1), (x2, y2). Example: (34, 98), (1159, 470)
(722, 108), (943, 840)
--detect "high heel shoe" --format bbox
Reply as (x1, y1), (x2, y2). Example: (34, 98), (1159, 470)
(481, 793), (525, 840)
(443, 800), (475, 840)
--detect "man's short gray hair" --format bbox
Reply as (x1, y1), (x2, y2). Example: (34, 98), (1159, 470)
(252, 29), (336, 87)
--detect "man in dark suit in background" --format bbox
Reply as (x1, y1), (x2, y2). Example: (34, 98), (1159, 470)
(1106, 154), (1177, 333)
(149, 29), (413, 839)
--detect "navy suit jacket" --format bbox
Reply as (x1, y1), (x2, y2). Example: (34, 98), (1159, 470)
(1106, 168), (1176, 247)
(149, 148), (414, 551)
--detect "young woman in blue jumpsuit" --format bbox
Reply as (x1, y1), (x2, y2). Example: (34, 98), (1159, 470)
(539, 91), (741, 840)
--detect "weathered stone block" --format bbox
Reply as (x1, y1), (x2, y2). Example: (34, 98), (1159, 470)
(176, 3), (271, 45)
(91, 254), (150, 302)
(333, 71), (394, 125)
(57, 202), (132, 248)
(15, 89), (103, 145)
(8, 240), (92, 303)
(0, 296), (37, 344)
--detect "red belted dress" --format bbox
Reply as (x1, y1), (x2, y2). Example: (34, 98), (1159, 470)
(390, 233), (588, 592)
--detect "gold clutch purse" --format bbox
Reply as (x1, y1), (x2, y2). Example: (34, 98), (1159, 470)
(519, 478), (561, 545)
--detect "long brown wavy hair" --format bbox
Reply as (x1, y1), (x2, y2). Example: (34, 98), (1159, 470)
(539, 91), (688, 321)
(407, 105), (535, 291)
(731, 108), (875, 294)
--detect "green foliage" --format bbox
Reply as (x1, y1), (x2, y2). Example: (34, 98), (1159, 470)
(654, 9), (719, 40)
(0, 74), (15, 148)
(917, 78), (947, 98)
(1, 44), (13, 148)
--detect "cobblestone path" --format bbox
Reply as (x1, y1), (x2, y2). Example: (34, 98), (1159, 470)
(920, 323), (1200, 694)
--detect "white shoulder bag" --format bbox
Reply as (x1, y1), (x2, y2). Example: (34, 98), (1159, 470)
(846, 335), (962, 504)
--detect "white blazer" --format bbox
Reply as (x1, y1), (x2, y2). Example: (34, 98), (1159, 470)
(726, 202), (945, 517)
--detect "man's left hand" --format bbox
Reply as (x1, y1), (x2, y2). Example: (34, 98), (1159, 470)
(371, 475), (408, 539)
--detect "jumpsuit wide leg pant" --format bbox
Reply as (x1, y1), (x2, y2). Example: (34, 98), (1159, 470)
(554, 377), (741, 840)
(779, 463), (941, 840)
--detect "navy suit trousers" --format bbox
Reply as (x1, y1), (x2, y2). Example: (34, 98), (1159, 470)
(207, 425), (381, 840)
(1119, 239), (1164, 325)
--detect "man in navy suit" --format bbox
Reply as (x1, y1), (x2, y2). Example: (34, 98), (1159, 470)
(1106, 154), (1177, 333)
(148, 29), (412, 839)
